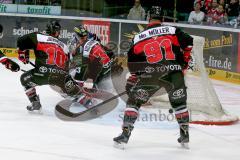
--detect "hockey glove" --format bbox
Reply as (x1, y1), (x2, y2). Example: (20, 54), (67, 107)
(18, 50), (29, 64)
(126, 74), (139, 93)
(3, 59), (20, 72)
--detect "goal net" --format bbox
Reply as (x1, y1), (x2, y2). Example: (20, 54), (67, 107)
(147, 35), (238, 125)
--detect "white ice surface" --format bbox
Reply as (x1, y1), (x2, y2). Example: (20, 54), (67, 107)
(0, 63), (240, 160)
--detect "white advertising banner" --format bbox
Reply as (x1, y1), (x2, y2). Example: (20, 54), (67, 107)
(17, 5), (61, 15)
(0, 4), (17, 13)
(0, 4), (61, 15)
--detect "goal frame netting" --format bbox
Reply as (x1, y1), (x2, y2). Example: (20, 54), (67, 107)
(148, 35), (239, 125)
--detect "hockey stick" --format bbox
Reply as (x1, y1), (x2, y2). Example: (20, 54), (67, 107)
(29, 61), (36, 67)
(19, 61), (35, 72)
(55, 90), (127, 120)
(90, 90), (127, 108)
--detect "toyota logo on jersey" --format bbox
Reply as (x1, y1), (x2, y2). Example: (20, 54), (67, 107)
(39, 66), (48, 73)
(173, 89), (184, 97)
(145, 66), (155, 73)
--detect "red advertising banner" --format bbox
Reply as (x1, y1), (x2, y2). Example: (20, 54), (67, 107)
(82, 20), (111, 46)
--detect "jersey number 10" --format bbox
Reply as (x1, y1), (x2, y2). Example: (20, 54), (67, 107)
(144, 39), (175, 64)
(45, 47), (68, 69)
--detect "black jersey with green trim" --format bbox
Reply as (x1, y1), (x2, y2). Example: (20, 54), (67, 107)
(127, 23), (193, 74)
(17, 32), (69, 70)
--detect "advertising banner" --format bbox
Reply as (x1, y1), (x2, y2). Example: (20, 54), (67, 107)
(17, 5), (61, 15)
(183, 28), (238, 73)
(0, 15), (117, 53)
(0, 3), (17, 13)
(82, 20), (111, 46)
(0, 4), (61, 15)
(0, 15), (239, 83)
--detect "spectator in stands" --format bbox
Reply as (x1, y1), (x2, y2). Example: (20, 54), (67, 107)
(195, 0), (213, 13)
(188, 2), (205, 24)
(127, 0), (146, 21)
(205, 0), (214, 11)
(206, 0), (219, 24)
(219, 0), (226, 8)
(215, 4), (228, 24)
(226, 0), (239, 20)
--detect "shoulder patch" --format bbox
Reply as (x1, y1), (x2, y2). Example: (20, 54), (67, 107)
(83, 40), (99, 58)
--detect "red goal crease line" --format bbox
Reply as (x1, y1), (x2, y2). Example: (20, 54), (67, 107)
(191, 119), (239, 125)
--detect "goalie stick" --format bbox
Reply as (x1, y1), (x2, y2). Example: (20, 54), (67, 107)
(55, 89), (127, 121)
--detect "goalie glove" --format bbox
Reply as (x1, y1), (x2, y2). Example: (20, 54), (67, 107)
(18, 49), (29, 64)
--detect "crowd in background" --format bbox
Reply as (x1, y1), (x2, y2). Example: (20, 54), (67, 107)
(1, 0), (240, 28)
(188, 0), (240, 27)
(127, 0), (240, 28)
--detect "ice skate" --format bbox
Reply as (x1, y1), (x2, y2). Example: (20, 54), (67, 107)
(177, 124), (189, 149)
(113, 127), (132, 149)
(27, 95), (42, 113)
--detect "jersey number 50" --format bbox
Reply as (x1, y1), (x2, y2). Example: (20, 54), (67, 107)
(144, 39), (175, 64)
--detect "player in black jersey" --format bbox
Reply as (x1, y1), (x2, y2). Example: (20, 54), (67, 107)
(18, 21), (80, 112)
(114, 6), (193, 148)
(0, 24), (20, 72)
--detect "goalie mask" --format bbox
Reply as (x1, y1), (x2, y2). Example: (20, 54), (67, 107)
(73, 25), (88, 38)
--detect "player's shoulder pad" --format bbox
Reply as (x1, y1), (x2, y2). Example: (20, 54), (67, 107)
(83, 40), (100, 58)
(133, 25), (177, 44)
(36, 33), (69, 54)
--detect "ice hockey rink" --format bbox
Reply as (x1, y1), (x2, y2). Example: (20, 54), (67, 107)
(0, 62), (240, 160)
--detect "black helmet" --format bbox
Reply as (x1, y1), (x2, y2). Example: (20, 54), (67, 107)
(73, 25), (88, 37)
(149, 6), (164, 20)
(0, 24), (2, 33)
(46, 21), (61, 35)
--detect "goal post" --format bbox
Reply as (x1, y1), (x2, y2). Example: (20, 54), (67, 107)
(148, 35), (239, 125)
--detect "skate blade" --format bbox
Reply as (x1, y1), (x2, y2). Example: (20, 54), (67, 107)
(113, 141), (126, 150)
(180, 142), (190, 149)
(28, 108), (43, 115)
